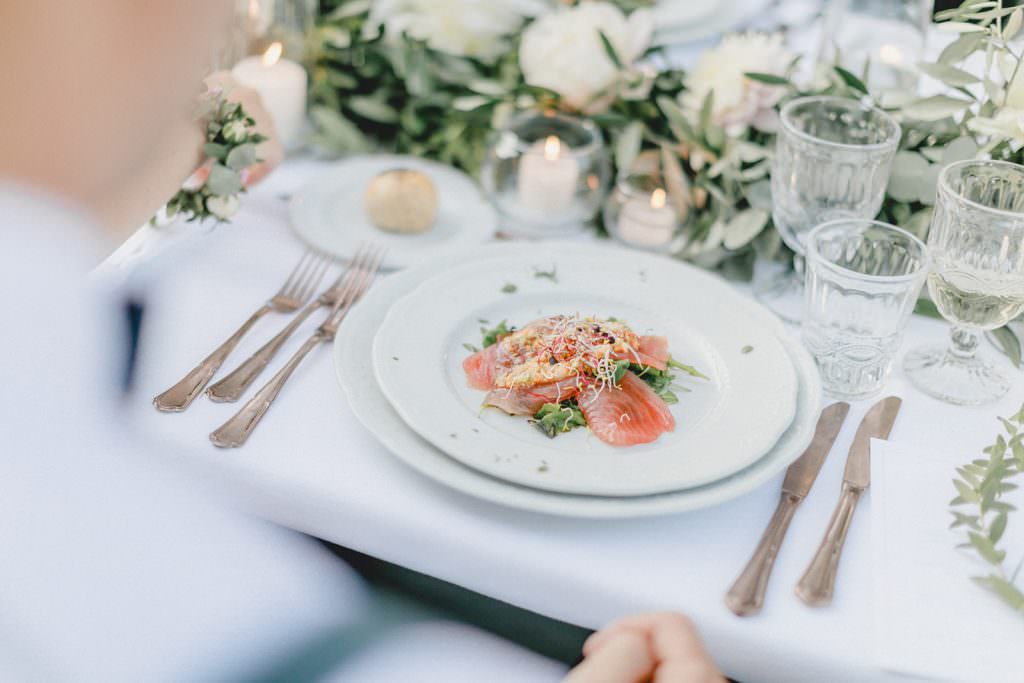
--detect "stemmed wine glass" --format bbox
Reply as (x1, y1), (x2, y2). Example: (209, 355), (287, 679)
(759, 96), (901, 323)
(904, 160), (1024, 405)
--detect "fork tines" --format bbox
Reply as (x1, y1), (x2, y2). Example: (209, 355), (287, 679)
(323, 246), (385, 330)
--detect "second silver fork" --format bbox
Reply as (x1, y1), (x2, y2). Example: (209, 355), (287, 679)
(206, 245), (376, 403)
(210, 247), (385, 448)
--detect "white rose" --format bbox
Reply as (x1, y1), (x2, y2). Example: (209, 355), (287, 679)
(681, 33), (794, 137)
(222, 120), (248, 144)
(206, 194), (240, 220)
(519, 2), (654, 113)
(366, 0), (547, 62)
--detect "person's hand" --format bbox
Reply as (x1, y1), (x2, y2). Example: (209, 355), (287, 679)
(563, 612), (725, 683)
(203, 71), (283, 186)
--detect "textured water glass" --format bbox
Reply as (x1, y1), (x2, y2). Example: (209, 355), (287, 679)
(759, 96), (901, 323)
(803, 220), (929, 400)
(905, 160), (1024, 405)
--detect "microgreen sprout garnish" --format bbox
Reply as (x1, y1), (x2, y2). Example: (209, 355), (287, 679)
(501, 283), (517, 294)
(742, 345), (754, 354)
(667, 357), (709, 380)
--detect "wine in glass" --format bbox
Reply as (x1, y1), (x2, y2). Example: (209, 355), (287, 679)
(904, 160), (1024, 405)
(759, 96), (901, 323)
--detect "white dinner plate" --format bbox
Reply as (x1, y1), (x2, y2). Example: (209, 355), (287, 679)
(335, 243), (822, 518)
(372, 243), (799, 496)
(289, 154), (497, 270)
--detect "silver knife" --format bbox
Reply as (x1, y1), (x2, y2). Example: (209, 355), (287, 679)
(795, 396), (902, 607)
(725, 402), (851, 617)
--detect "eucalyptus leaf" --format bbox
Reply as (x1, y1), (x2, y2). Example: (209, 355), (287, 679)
(989, 326), (1022, 368)
(348, 96), (400, 123)
(723, 208), (769, 250)
(225, 143), (257, 171)
(615, 121), (644, 174)
(205, 163), (243, 196)
(887, 151), (931, 202)
(903, 95), (973, 121)
(917, 62), (981, 87)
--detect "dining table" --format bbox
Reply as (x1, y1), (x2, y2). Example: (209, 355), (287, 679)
(102, 158), (1024, 683)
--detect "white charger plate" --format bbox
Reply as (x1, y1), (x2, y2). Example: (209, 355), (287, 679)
(371, 244), (798, 497)
(289, 154), (497, 270)
(335, 243), (822, 518)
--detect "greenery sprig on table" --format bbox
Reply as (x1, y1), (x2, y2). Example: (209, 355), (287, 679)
(950, 403), (1024, 612)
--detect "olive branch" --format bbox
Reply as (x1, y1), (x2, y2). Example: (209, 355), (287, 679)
(950, 403), (1024, 612)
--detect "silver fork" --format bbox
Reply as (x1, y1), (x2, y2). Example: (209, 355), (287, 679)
(206, 245), (375, 403)
(209, 247), (385, 448)
(153, 249), (332, 412)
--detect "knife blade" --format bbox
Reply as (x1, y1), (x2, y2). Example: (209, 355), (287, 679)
(725, 402), (851, 616)
(783, 402), (854, 499)
(843, 396), (902, 490)
(796, 396), (902, 607)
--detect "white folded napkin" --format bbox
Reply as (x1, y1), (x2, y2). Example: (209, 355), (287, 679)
(870, 439), (1024, 682)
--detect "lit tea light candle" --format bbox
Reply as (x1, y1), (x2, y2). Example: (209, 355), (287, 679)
(617, 188), (677, 248)
(232, 42), (307, 151)
(517, 135), (580, 213)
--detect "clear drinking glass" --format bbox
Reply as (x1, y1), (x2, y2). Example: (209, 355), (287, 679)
(904, 160), (1024, 405)
(803, 219), (929, 400)
(759, 96), (901, 323)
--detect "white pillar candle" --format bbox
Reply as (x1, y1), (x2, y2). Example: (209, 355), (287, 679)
(231, 42), (307, 151)
(617, 188), (677, 247)
(517, 136), (579, 213)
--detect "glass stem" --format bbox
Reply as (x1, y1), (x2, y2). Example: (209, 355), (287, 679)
(948, 326), (980, 362)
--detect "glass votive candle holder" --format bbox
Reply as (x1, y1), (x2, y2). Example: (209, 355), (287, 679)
(801, 219), (929, 400)
(480, 110), (611, 237)
(604, 174), (682, 252)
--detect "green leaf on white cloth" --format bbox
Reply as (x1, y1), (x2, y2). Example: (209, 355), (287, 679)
(990, 326), (1022, 368)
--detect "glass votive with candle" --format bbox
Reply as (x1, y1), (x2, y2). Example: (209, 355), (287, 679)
(480, 110), (610, 237)
(231, 41), (308, 152)
(604, 173), (682, 252)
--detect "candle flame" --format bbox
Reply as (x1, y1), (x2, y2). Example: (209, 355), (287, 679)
(651, 188), (667, 209)
(262, 42), (283, 67)
(543, 136), (561, 161)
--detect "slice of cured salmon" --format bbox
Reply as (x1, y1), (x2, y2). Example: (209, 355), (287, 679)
(578, 371), (675, 446)
(483, 378), (581, 416)
(611, 335), (669, 371)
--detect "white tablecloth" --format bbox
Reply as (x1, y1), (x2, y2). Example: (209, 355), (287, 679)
(108, 160), (1024, 683)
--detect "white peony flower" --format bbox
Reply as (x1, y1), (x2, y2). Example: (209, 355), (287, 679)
(206, 194), (240, 220)
(519, 2), (654, 113)
(681, 33), (794, 136)
(366, 0), (547, 62)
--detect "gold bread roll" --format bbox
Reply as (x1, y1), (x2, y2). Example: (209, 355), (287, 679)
(364, 168), (438, 234)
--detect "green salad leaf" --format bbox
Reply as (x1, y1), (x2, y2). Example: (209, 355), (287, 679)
(532, 402), (587, 438)
(480, 320), (512, 348)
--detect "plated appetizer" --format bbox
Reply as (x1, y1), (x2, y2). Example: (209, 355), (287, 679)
(463, 314), (706, 446)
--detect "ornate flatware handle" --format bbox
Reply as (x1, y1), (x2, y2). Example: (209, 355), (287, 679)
(207, 304), (318, 403)
(153, 307), (269, 412)
(795, 484), (862, 607)
(725, 493), (800, 616)
(209, 333), (322, 448)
